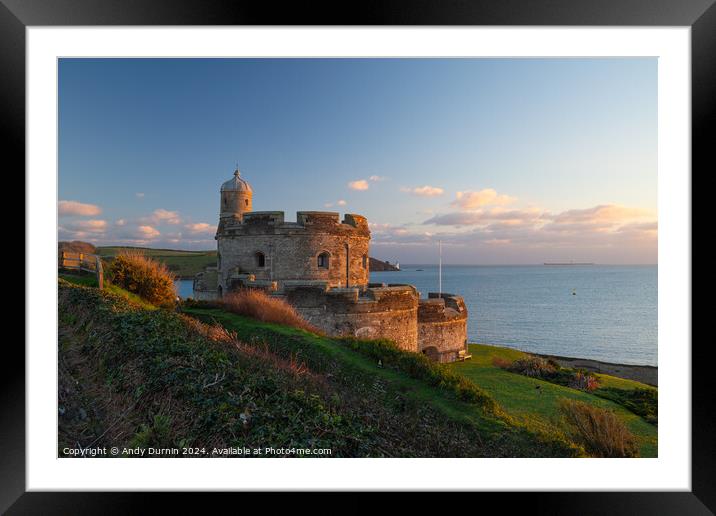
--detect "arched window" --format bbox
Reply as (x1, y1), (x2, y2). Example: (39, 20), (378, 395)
(317, 252), (330, 269)
(362, 254), (368, 269)
(245, 199), (249, 206)
(255, 251), (266, 268)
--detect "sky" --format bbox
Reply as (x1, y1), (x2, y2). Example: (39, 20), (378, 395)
(58, 58), (657, 264)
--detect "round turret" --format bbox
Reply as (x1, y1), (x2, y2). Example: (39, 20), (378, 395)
(220, 168), (252, 223)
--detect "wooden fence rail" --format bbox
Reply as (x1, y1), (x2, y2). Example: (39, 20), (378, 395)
(59, 251), (104, 289)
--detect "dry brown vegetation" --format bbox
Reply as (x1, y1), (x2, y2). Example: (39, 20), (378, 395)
(220, 289), (322, 335)
(559, 399), (639, 457)
(106, 250), (176, 308)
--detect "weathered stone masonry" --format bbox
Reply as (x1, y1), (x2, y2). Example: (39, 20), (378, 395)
(195, 168), (469, 363)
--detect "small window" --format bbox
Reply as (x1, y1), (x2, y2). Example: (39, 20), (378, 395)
(255, 251), (266, 268)
(362, 254), (368, 269)
(245, 199), (249, 206)
(317, 252), (329, 269)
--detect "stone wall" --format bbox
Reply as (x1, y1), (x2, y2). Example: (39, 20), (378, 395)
(417, 293), (468, 363)
(192, 269), (219, 301)
(217, 211), (370, 292)
(283, 283), (420, 351)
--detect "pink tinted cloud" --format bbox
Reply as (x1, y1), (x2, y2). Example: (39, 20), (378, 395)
(58, 200), (102, 217)
(451, 189), (516, 210)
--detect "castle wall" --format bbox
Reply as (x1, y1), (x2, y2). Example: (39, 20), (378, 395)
(217, 211), (370, 292)
(283, 284), (420, 351)
(204, 172), (473, 363)
(418, 293), (468, 363)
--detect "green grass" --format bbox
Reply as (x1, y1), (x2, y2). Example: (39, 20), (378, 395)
(59, 273), (98, 287)
(97, 246), (217, 278)
(58, 276), (655, 457)
(448, 344), (658, 457)
(60, 281), (581, 457)
(183, 307), (584, 457)
(60, 274), (157, 310)
(104, 284), (158, 310)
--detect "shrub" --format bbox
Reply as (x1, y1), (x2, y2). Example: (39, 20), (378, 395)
(594, 387), (657, 425)
(492, 357), (513, 369)
(559, 399), (639, 457)
(221, 289), (321, 334)
(106, 250), (176, 308)
(507, 356), (557, 378)
(569, 370), (600, 392)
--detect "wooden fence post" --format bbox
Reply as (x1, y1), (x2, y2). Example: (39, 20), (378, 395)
(95, 255), (104, 290)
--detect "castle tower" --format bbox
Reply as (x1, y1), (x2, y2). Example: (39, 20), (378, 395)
(220, 167), (253, 224)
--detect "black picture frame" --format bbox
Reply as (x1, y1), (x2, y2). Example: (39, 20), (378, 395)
(4, 0), (708, 511)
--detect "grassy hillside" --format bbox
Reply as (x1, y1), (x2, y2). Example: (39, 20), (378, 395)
(448, 345), (657, 457)
(96, 246), (217, 278)
(58, 274), (656, 457)
(59, 279), (586, 458)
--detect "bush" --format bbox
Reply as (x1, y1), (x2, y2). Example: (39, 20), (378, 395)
(495, 356), (601, 393)
(106, 250), (176, 308)
(506, 357), (557, 378)
(569, 370), (600, 392)
(559, 399), (639, 457)
(221, 289), (321, 334)
(594, 387), (657, 425)
(492, 357), (513, 369)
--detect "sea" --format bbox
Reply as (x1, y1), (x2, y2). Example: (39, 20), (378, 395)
(175, 264), (657, 366)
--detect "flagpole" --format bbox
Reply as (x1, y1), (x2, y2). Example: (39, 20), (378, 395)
(438, 239), (442, 298)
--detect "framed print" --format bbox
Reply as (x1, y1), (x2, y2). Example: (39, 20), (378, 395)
(5, 0), (710, 511)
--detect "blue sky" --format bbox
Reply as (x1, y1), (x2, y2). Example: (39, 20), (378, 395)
(59, 58), (657, 264)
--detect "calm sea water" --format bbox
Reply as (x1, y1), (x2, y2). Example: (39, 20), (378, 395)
(175, 279), (194, 299)
(374, 265), (657, 366)
(175, 265), (657, 366)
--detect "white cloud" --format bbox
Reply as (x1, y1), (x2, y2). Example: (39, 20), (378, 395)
(136, 225), (160, 238)
(348, 179), (369, 191)
(184, 222), (216, 235)
(369, 175), (388, 182)
(58, 200), (102, 217)
(61, 219), (107, 233)
(325, 199), (348, 208)
(424, 207), (547, 227)
(452, 189), (516, 210)
(401, 185), (445, 197)
(144, 208), (181, 225)
(136, 192), (145, 199)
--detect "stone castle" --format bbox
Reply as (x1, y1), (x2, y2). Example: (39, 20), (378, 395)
(193, 168), (469, 363)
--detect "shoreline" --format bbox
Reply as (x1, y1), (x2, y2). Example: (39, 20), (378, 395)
(477, 343), (657, 387)
(532, 351), (657, 387)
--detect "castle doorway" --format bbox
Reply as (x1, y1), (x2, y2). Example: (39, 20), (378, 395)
(422, 346), (439, 362)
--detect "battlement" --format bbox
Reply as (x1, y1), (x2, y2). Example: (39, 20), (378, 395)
(418, 293), (467, 322)
(242, 211), (285, 225)
(223, 210), (370, 237)
(282, 283), (418, 312)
